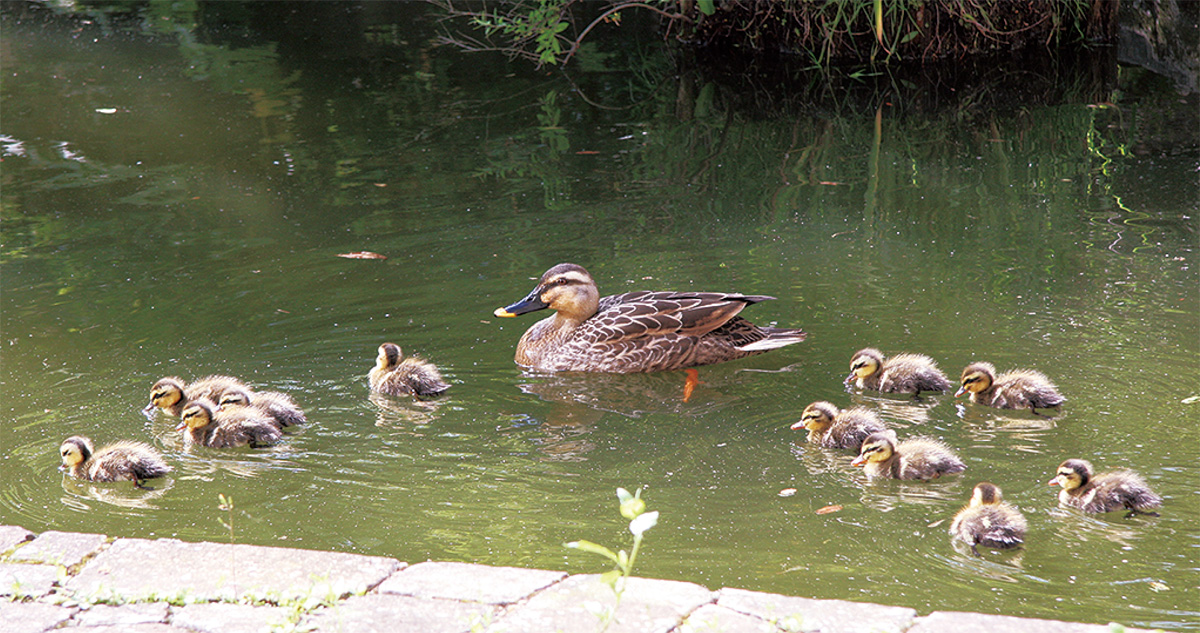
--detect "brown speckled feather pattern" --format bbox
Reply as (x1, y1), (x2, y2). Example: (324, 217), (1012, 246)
(516, 291), (801, 373)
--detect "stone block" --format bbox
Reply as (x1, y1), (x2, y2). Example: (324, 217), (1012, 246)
(65, 537), (403, 603)
(65, 625), (193, 633)
(489, 574), (714, 633)
(0, 525), (35, 555)
(171, 602), (296, 633)
(717, 587), (916, 633)
(909, 611), (1155, 633)
(678, 603), (781, 632)
(0, 562), (60, 598)
(304, 593), (497, 633)
(377, 561), (566, 605)
(0, 601), (75, 633)
(74, 602), (170, 627)
(7, 530), (107, 568)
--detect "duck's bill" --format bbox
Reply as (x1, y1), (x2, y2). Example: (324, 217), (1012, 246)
(789, 420), (807, 431)
(850, 455), (867, 467)
(494, 289), (549, 317)
(174, 421), (187, 432)
(1047, 478), (1059, 486)
(953, 386), (967, 397)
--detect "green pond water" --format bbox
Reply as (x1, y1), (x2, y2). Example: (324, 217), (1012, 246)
(2, 3), (1197, 630)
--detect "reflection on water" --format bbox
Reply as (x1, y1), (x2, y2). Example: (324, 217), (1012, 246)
(60, 476), (175, 512)
(368, 392), (447, 428)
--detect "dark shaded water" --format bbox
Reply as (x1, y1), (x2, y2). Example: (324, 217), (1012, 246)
(2, 2), (1197, 629)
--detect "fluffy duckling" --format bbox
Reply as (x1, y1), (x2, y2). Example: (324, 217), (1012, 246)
(1049, 459), (1162, 516)
(949, 482), (1027, 555)
(144, 375), (248, 417)
(369, 343), (450, 398)
(845, 348), (952, 395)
(956, 362), (1064, 412)
(791, 401), (887, 450)
(59, 436), (171, 488)
(851, 430), (966, 480)
(218, 388), (306, 428)
(178, 399), (282, 448)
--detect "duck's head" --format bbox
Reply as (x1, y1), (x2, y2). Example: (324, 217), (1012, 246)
(1049, 458), (1092, 491)
(847, 348), (884, 383)
(791, 401), (838, 432)
(145, 377), (186, 413)
(969, 482), (1005, 507)
(59, 436), (93, 470)
(376, 343), (403, 371)
(218, 389), (252, 410)
(494, 263), (600, 322)
(956, 362), (996, 397)
(851, 430), (898, 467)
(178, 400), (217, 432)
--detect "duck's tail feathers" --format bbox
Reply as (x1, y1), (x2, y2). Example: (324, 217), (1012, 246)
(736, 328), (808, 352)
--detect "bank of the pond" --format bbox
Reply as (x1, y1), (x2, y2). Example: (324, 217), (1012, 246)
(0, 525), (1162, 633)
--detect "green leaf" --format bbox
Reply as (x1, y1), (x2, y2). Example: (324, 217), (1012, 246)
(616, 487), (634, 504)
(565, 540), (620, 563)
(697, 0), (715, 16)
(600, 569), (622, 590)
(629, 511), (659, 536)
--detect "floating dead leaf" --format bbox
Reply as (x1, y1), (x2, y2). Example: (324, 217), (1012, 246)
(927, 518), (946, 528)
(336, 251), (387, 260)
(815, 504), (842, 515)
(778, 488), (797, 497)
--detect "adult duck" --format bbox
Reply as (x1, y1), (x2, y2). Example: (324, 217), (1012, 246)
(493, 263), (806, 373)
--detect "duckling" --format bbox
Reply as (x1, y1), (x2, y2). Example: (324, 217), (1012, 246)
(949, 482), (1027, 555)
(59, 436), (171, 488)
(1049, 459), (1161, 516)
(368, 343), (450, 398)
(956, 362), (1064, 412)
(850, 430), (966, 480)
(791, 401), (887, 450)
(178, 399), (282, 448)
(218, 388), (306, 428)
(144, 375), (249, 417)
(845, 348), (952, 395)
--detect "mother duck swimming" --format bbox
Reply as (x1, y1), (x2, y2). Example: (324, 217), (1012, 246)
(494, 263), (807, 372)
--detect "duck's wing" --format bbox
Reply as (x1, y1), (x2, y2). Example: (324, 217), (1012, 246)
(583, 292), (772, 344)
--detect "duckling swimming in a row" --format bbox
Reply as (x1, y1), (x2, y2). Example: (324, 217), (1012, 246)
(493, 263), (807, 373)
(957, 362), (1064, 412)
(218, 388), (307, 428)
(792, 401), (887, 449)
(59, 436), (171, 487)
(851, 430), (966, 480)
(1049, 459), (1161, 516)
(845, 348), (952, 395)
(949, 482), (1027, 555)
(178, 399), (282, 448)
(144, 375), (247, 417)
(369, 342), (450, 398)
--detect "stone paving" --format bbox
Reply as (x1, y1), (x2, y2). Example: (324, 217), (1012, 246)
(0, 525), (1161, 633)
